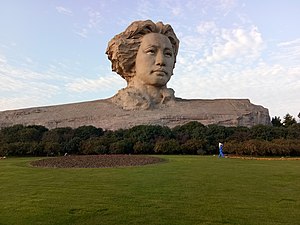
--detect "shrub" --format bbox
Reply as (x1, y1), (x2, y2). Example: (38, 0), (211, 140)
(181, 138), (207, 155)
(133, 141), (154, 154)
(154, 139), (181, 154)
(64, 137), (82, 154)
(43, 142), (62, 156)
(125, 125), (173, 145)
(109, 139), (133, 154)
(173, 121), (206, 142)
(224, 139), (300, 156)
(74, 126), (103, 140)
(80, 138), (109, 155)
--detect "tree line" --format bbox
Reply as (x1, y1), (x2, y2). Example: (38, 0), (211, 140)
(1, 116), (300, 157)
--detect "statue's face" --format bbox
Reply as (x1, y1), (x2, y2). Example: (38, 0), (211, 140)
(134, 33), (175, 87)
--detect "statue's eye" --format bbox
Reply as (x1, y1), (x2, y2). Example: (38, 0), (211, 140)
(165, 51), (173, 57)
(146, 49), (155, 54)
(145, 47), (156, 55)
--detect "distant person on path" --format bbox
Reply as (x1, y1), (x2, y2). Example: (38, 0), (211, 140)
(218, 142), (224, 158)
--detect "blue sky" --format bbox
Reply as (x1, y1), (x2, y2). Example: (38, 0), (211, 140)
(0, 0), (299, 120)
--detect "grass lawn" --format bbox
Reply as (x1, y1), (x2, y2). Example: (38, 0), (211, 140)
(0, 156), (299, 225)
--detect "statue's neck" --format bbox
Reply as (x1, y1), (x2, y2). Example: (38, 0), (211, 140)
(128, 80), (166, 104)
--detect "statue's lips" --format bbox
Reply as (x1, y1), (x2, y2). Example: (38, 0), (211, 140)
(152, 70), (167, 76)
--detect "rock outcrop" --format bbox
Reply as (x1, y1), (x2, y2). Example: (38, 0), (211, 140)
(0, 98), (270, 130)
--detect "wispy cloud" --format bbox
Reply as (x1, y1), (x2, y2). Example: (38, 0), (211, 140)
(73, 7), (103, 39)
(177, 22), (264, 81)
(171, 61), (300, 117)
(136, 0), (157, 19)
(87, 8), (103, 29)
(216, 0), (237, 16)
(270, 38), (300, 66)
(0, 54), (7, 64)
(66, 75), (125, 93)
(0, 54), (64, 111)
(56, 6), (73, 16)
(74, 28), (88, 39)
(167, 17), (300, 118)
(203, 26), (263, 64)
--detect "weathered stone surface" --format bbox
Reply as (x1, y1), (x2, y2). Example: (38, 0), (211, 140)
(0, 98), (270, 130)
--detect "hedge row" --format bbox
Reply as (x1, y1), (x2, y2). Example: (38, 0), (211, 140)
(224, 139), (300, 156)
(1, 122), (300, 156)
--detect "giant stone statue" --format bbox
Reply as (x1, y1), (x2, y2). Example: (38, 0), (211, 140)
(0, 20), (271, 129)
(106, 20), (179, 110)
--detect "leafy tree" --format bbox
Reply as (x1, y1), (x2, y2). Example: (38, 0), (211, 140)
(80, 137), (109, 155)
(73, 125), (103, 140)
(154, 139), (181, 154)
(181, 138), (207, 155)
(133, 141), (154, 154)
(173, 121), (206, 142)
(271, 116), (283, 127)
(283, 113), (297, 127)
(250, 125), (273, 141)
(0, 124), (25, 143)
(271, 127), (287, 139)
(43, 142), (62, 156)
(286, 123), (300, 139)
(125, 125), (173, 144)
(205, 124), (232, 144)
(18, 128), (42, 142)
(109, 139), (133, 154)
(226, 126), (251, 142)
(64, 137), (82, 154)
(42, 127), (74, 144)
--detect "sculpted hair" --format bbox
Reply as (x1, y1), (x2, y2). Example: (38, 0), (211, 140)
(106, 20), (179, 82)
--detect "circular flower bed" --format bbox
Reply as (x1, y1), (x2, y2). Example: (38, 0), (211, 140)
(30, 155), (166, 168)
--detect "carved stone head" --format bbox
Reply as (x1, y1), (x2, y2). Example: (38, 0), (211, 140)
(106, 20), (179, 84)
(106, 20), (179, 110)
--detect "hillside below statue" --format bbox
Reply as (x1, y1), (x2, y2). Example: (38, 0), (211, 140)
(0, 20), (270, 129)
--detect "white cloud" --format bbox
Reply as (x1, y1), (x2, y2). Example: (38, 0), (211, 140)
(169, 20), (300, 118)
(0, 55), (64, 111)
(158, 0), (183, 16)
(56, 6), (73, 16)
(0, 55), (7, 64)
(74, 28), (88, 39)
(196, 21), (217, 34)
(66, 74), (125, 93)
(270, 38), (300, 66)
(216, 0), (237, 16)
(135, 0), (153, 19)
(0, 97), (44, 111)
(204, 26), (263, 63)
(73, 8), (104, 38)
(180, 21), (264, 64)
(87, 8), (102, 30)
(171, 7), (181, 16)
(170, 61), (300, 118)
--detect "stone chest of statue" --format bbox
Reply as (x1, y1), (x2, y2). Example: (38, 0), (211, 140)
(106, 20), (179, 110)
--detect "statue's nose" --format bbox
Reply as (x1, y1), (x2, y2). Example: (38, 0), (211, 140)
(155, 51), (166, 66)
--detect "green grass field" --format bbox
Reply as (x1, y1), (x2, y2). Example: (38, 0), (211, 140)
(0, 156), (299, 225)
